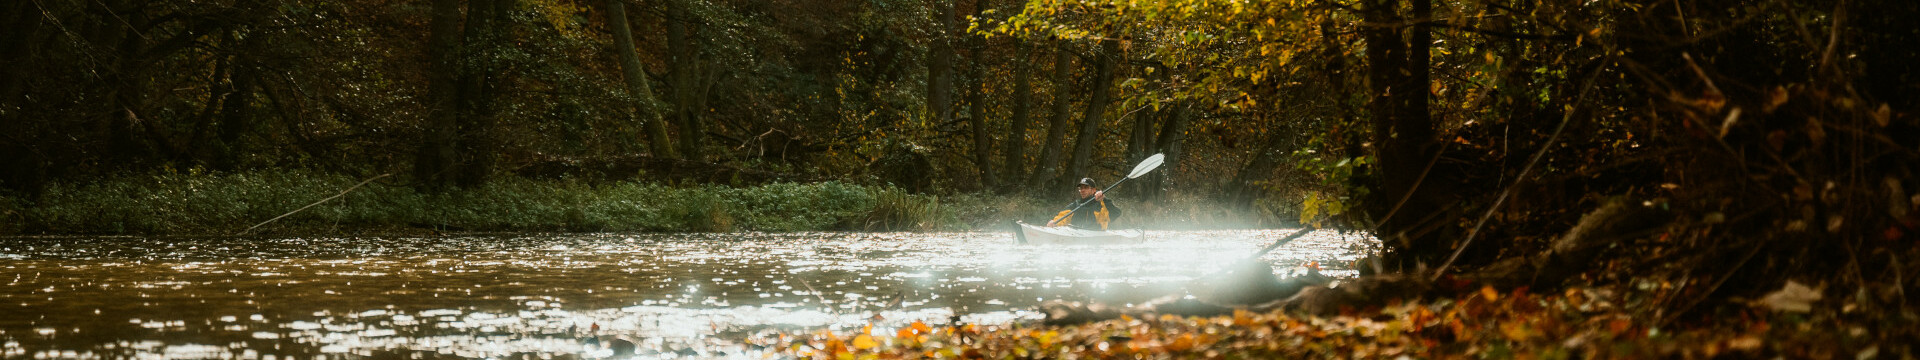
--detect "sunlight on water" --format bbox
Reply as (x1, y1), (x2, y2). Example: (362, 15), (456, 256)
(0, 230), (1372, 359)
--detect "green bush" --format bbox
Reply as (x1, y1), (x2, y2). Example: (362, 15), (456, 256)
(0, 170), (996, 235)
(17, 170), (372, 234)
(0, 195), (22, 234)
(0, 170), (1271, 235)
(864, 186), (955, 231)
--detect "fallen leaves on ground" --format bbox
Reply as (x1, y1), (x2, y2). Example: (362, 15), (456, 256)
(768, 284), (1910, 359)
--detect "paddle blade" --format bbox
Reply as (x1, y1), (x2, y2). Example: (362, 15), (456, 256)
(1126, 153), (1166, 179)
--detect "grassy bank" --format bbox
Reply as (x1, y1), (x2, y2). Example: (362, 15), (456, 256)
(0, 170), (1277, 236)
(0, 171), (967, 235)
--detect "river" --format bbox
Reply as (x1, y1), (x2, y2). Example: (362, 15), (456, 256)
(1, 229), (1371, 359)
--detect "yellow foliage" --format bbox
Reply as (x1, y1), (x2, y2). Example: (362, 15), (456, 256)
(527, 0), (585, 38)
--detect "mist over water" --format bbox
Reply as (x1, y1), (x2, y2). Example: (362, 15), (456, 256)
(1, 230), (1371, 359)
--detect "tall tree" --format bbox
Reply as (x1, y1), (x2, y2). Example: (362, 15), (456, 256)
(999, 40), (1033, 190)
(416, 0), (514, 189)
(454, 0), (514, 187)
(1123, 64), (1163, 198)
(965, 0), (995, 189)
(0, 1), (36, 106)
(0, 0), (51, 196)
(926, 0), (957, 138)
(1065, 39), (1118, 184)
(1146, 100), (1189, 203)
(665, 0), (714, 161)
(1363, 0), (1441, 270)
(414, 0), (465, 190)
(98, 0), (163, 166)
(607, 0), (675, 159)
(1226, 128), (1290, 209)
(213, 43), (257, 172)
(1028, 39), (1074, 188)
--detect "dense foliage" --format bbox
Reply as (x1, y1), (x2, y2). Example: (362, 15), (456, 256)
(0, 0), (1222, 198)
(4, 0), (1917, 346)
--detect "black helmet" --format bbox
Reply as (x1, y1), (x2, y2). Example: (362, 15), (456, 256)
(1077, 178), (1097, 188)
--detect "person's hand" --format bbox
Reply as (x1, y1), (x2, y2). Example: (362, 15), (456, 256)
(1094, 191), (1105, 201)
(1045, 219), (1058, 227)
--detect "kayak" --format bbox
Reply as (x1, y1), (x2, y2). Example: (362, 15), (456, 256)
(1012, 221), (1145, 245)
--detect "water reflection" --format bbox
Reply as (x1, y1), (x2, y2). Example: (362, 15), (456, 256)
(0, 230), (1371, 359)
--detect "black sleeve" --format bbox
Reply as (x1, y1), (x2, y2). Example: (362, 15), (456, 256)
(1105, 198), (1122, 219)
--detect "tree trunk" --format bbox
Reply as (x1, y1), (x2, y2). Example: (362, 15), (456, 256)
(0, 1), (47, 196)
(1364, 0), (1441, 271)
(185, 51), (230, 166)
(1124, 66), (1165, 199)
(260, 80), (334, 171)
(965, 0), (994, 190)
(1147, 101), (1188, 203)
(414, 0), (464, 190)
(925, 0), (956, 136)
(453, 0), (510, 187)
(666, 0), (708, 161)
(1128, 107), (1153, 161)
(0, 0), (39, 111)
(213, 55), (255, 172)
(1407, 0), (1430, 132)
(1066, 39), (1118, 184)
(102, 0), (154, 166)
(606, 0), (674, 159)
(1226, 132), (1287, 210)
(1028, 39), (1074, 188)
(1000, 40), (1033, 191)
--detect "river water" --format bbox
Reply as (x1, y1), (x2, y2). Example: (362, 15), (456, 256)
(1, 230), (1371, 359)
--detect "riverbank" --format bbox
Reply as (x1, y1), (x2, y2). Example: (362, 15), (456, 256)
(0, 170), (1278, 236)
(779, 283), (1910, 358)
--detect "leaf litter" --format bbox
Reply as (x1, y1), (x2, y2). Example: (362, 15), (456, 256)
(763, 282), (1912, 359)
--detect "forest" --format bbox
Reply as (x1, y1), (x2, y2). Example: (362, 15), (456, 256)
(2, 0), (1917, 355)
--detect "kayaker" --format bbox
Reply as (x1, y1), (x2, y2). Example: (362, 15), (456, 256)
(1046, 177), (1122, 230)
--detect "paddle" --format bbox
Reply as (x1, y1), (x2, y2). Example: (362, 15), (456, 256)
(1047, 153), (1165, 226)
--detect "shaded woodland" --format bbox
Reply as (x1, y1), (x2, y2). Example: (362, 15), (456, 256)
(4, 0), (1919, 318)
(0, 0), (1213, 198)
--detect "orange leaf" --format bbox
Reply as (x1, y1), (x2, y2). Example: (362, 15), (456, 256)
(911, 321), (932, 335)
(1607, 318), (1633, 336)
(1499, 321), (1536, 341)
(1480, 285), (1500, 302)
(851, 334), (878, 350)
(824, 338), (848, 355)
(1166, 334), (1196, 352)
(1233, 309), (1255, 327)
